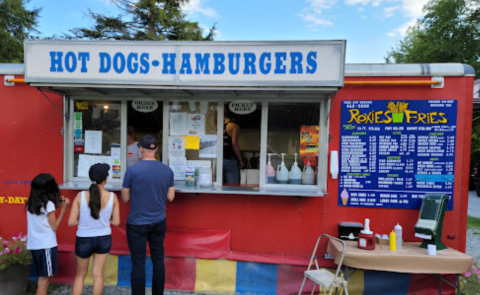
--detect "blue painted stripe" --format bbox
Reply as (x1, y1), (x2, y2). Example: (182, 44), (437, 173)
(117, 255), (154, 287)
(364, 270), (410, 295)
(414, 174), (454, 183)
(117, 255), (132, 286)
(236, 261), (278, 294)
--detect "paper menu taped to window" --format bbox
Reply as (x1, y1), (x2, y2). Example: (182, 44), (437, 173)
(78, 154), (113, 179)
(169, 137), (186, 158)
(199, 135), (217, 158)
(169, 157), (187, 180)
(85, 130), (103, 154)
(170, 112), (188, 135)
(182, 136), (200, 150)
(187, 114), (205, 136)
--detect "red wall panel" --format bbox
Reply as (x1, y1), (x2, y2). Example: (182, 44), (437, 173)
(0, 74), (473, 265)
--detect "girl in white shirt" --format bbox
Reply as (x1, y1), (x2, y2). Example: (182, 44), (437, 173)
(68, 163), (120, 295)
(26, 173), (70, 295)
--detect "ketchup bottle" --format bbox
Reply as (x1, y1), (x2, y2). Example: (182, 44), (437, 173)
(357, 218), (375, 250)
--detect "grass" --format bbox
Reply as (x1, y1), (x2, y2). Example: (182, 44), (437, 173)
(467, 216), (480, 230)
(26, 280), (70, 295)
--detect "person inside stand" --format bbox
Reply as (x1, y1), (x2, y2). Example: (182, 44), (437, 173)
(127, 126), (142, 167)
(223, 110), (244, 184)
(68, 163), (120, 295)
(121, 135), (175, 295)
(26, 173), (70, 295)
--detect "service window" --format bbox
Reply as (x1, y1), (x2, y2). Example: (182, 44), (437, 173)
(265, 102), (320, 187)
(168, 101), (218, 185)
(72, 100), (122, 180)
(127, 99), (163, 165)
(223, 102), (262, 186)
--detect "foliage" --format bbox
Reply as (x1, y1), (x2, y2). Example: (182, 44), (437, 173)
(69, 0), (215, 41)
(0, 0), (40, 63)
(462, 264), (480, 295)
(385, 0), (480, 79)
(0, 233), (32, 272)
(467, 216), (480, 230)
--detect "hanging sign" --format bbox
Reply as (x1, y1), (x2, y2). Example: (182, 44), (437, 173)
(229, 99), (257, 115)
(338, 100), (457, 210)
(24, 40), (346, 87)
(132, 98), (158, 113)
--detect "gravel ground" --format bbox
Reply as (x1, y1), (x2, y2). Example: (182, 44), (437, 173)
(466, 228), (480, 265)
(44, 286), (195, 295)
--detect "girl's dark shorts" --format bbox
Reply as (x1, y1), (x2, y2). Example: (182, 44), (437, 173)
(31, 247), (58, 277)
(75, 235), (112, 258)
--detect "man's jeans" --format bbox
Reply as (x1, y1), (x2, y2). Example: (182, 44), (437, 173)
(223, 159), (239, 184)
(126, 219), (167, 295)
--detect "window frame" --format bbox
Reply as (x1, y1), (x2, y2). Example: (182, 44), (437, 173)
(64, 96), (329, 195)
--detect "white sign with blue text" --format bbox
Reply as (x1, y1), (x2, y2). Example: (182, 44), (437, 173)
(24, 40), (346, 87)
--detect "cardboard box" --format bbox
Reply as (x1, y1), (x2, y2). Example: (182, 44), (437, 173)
(376, 237), (404, 245)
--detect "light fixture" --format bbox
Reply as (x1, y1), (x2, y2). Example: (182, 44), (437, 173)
(103, 105), (109, 110)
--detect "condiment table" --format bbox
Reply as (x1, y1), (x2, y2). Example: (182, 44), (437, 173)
(327, 240), (474, 295)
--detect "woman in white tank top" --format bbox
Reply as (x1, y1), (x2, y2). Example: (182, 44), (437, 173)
(68, 163), (120, 295)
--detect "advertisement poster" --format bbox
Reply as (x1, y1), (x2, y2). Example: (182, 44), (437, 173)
(84, 130), (103, 154)
(78, 155), (113, 179)
(170, 157), (187, 180)
(300, 126), (319, 156)
(170, 112), (188, 136)
(199, 135), (217, 158)
(338, 100), (457, 210)
(187, 113), (205, 136)
(169, 137), (186, 158)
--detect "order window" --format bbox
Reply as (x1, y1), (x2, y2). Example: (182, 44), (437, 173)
(168, 101), (218, 185)
(72, 100), (122, 180)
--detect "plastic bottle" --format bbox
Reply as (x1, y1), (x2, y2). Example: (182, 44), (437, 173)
(302, 157), (315, 185)
(289, 153), (302, 184)
(389, 231), (396, 251)
(266, 153), (277, 184)
(394, 223), (402, 250)
(276, 153), (289, 184)
(199, 166), (212, 187)
(357, 218), (375, 250)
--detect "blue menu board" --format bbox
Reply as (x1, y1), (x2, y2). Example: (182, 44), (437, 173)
(338, 100), (457, 210)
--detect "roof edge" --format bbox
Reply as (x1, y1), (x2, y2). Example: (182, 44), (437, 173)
(0, 63), (24, 75)
(345, 63), (475, 77)
(0, 62), (475, 77)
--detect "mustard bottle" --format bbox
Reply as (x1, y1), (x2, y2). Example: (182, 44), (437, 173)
(389, 231), (396, 251)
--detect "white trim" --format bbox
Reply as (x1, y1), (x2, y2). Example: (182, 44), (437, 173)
(45, 248), (52, 277)
(162, 100), (169, 165)
(216, 103), (224, 186)
(259, 101), (269, 187)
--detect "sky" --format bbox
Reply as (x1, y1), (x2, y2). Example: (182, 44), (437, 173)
(26, 0), (430, 64)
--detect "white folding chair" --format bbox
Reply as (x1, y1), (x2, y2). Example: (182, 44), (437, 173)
(298, 234), (348, 295)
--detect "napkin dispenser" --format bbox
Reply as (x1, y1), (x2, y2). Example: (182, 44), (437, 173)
(414, 194), (449, 250)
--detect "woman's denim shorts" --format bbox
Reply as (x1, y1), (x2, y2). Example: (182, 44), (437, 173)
(75, 235), (112, 258)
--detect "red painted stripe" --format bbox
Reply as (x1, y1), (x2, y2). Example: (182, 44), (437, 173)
(277, 264), (315, 295)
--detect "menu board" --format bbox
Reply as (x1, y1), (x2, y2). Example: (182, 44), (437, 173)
(338, 100), (457, 210)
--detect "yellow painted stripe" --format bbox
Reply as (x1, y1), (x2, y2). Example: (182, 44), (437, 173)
(319, 268), (364, 295)
(195, 259), (237, 293)
(345, 269), (364, 295)
(84, 255), (119, 286)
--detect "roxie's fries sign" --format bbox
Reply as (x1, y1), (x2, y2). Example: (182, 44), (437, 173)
(347, 101), (449, 125)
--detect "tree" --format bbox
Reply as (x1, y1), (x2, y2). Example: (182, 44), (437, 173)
(70, 0), (215, 41)
(0, 0), (40, 63)
(385, 0), (480, 78)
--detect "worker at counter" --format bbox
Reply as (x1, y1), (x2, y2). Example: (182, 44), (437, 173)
(127, 126), (142, 167)
(223, 110), (244, 184)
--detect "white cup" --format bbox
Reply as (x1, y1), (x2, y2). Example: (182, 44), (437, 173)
(428, 244), (437, 255)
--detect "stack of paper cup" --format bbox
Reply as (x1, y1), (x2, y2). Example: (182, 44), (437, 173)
(428, 244), (436, 256)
